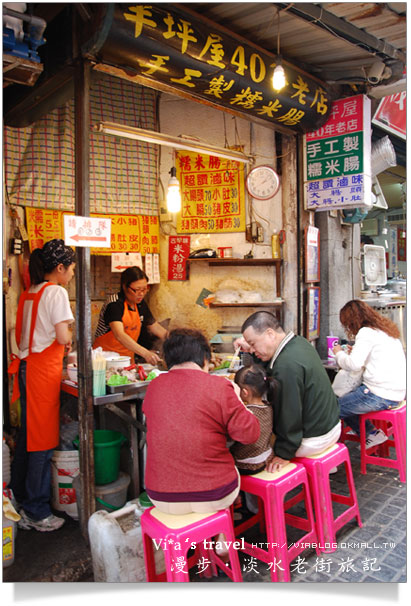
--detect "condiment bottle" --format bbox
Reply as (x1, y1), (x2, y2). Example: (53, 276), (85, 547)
(271, 231), (281, 259)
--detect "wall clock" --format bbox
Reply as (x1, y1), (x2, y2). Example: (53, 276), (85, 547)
(245, 165), (280, 200)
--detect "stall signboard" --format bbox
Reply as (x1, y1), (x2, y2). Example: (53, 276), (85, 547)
(372, 90), (406, 140)
(303, 95), (372, 211)
(176, 151), (245, 233)
(26, 208), (159, 254)
(168, 235), (191, 280)
(94, 4), (332, 134)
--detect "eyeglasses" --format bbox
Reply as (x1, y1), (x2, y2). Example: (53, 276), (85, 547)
(128, 285), (148, 295)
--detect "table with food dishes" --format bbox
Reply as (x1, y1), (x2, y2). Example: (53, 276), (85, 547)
(60, 350), (240, 496)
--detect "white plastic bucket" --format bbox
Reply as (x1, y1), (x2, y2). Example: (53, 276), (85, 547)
(51, 450), (80, 519)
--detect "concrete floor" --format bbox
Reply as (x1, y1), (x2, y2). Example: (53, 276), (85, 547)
(2, 440), (406, 585)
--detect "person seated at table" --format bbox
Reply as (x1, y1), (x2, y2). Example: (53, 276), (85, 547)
(230, 364), (277, 475)
(93, 266), (167, 366)
(142, 328), (260, 514)
(333, 299), (406, 449)
(235, 311), (341, 473)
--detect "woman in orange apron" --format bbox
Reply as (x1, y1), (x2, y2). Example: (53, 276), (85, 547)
(8, 239), (75, 532)
(93, 266), (167, 366)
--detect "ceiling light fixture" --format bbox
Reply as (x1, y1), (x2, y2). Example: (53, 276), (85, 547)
(94, 122), (250, 163)
(166, 166), (181, 213)
(272, 9), (286, 92)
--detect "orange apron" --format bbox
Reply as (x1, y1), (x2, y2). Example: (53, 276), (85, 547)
(93, 300), (141, 360)
(8, 282), (65, 452)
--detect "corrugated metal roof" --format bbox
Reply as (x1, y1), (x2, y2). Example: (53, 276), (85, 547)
(189, 2), (406, 90)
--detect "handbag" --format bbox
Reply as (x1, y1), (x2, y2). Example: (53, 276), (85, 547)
(332, 368), (363, 398)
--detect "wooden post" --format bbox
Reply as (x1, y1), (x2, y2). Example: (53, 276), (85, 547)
(74, 58), (95, 540)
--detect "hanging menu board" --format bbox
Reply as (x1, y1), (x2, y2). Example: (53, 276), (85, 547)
(175, 151), (245, 233)
(25, 208), (159, 255)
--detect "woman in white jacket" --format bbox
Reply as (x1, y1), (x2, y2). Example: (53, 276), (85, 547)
(333, 299), (406, 449)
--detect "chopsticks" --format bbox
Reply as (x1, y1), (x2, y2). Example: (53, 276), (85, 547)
(229, 346), (241, 371)
(92, 354), (107, 371)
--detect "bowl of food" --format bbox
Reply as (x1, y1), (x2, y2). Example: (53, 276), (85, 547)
(105, 356), (131, 371)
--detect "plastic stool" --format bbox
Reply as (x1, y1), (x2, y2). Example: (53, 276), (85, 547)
(293, 443), (362, 553)
(234, 462), (319, 582)
(359, 402), (406, 482)
(140, 506), (242, 582)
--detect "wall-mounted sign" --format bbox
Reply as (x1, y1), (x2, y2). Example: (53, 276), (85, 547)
(305, 226), (320, 283)
(175, 151), (245, 233)
(64, 215), (111, 248)
(111, 252), (143, 272)
(168, 235), (190, 281)
(90, 3), (332, 134)
(25, 208), (159, 254)
(303, 95), (372, 211)
(372, 90), (406, 140)
(306, 286), (321, 341)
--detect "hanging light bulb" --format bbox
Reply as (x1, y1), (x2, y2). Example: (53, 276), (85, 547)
(166, 166), (181, 213)
(272, 8), (286, 92)
(272, 61), (286, 91)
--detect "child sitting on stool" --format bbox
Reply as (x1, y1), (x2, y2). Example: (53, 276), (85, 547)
(230, 364), (277, 474)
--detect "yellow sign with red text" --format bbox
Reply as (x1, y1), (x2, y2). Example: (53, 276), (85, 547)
(25, 208), (159, 255)
(175, 151), (245, 233)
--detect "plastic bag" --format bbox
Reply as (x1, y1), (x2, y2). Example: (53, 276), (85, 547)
(332, 369), (363, 397)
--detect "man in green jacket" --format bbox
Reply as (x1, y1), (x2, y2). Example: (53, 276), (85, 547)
(237, 311), (340, 473)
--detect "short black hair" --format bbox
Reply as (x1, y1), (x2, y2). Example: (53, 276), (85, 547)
(163, 328), (211, 369)
(241, 311), (282, 334)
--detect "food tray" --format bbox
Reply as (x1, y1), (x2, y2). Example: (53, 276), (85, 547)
(106, 381), (148, 394)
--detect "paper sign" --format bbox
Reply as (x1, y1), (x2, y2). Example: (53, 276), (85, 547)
(145, 253), (153, 283)
(152, 253), (160, 283)
(168, 236), (191, 280)
(111, 253), (143, 272)
(64, 215), (111, 247)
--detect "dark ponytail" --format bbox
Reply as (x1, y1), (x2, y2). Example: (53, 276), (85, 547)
(29, 249), (46, 285)
(234, 364), (278, 406)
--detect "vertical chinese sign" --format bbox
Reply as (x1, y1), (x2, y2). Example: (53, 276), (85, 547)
(168, 236), (191, 280)
(176, 151), (245, 233)
(304, 95), (372, 211)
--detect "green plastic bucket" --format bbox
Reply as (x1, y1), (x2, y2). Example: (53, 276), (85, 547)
(138, 491), (153, 509)
(73, 430), (127, 485)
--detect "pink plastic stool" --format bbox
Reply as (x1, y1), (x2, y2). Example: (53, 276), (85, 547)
(140, 506), (243, 582)
(292, 443), (362, 553)
(234, 462), (319, 582)
(359, 402), (406, 482)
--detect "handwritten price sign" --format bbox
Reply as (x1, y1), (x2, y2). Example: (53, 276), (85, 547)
(63, 215), (111, 248)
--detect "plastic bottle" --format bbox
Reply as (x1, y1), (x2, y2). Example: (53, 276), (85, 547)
(271, 231), (281, 259)
(3, 438), (11, 487)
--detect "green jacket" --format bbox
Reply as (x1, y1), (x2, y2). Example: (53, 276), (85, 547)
(265, 334), (340, 460)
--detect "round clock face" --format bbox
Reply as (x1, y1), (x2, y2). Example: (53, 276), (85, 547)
(246, 166), (280, 200)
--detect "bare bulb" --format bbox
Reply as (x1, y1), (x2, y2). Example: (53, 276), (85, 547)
(272, 64), (286, 91)
(166, 177), (181, 213)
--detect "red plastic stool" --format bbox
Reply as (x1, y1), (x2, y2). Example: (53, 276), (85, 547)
(140, 506), (243, 582)
(359, 401), (406, 482)
(234, 462), (319, 582)
(292, 443), (362, 553)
